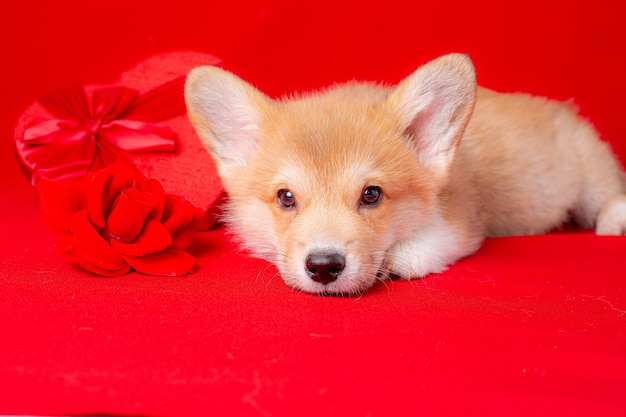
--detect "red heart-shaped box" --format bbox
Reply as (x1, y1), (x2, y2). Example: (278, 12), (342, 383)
(14, 51), (224, 219)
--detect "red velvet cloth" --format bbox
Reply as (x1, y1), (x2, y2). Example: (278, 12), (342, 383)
(1, 1), (625, 416)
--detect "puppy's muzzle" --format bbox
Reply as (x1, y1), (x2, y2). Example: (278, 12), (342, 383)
(305, 252), (346, 285)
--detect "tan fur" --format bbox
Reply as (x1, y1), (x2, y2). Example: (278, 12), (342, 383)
(185, 54), (626, 295)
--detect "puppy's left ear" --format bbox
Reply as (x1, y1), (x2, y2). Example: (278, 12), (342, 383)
(386, 53), (477, 176)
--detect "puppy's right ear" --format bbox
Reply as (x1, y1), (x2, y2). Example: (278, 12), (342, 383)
(185, 66), (269, 169)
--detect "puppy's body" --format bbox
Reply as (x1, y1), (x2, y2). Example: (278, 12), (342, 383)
(185, 54), (626, 295)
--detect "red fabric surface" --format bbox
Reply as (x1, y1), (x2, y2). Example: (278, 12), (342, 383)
(1, 1), (625, 416)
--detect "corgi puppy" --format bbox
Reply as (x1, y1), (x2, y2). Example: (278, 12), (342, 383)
(185, 54), (626, 295)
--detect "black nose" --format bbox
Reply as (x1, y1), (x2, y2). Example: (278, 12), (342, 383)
(305, 253), (346, 285)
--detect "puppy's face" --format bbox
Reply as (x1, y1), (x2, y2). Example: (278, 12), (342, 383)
(185, 54), (476, 294)
(230, 96), (438, 294)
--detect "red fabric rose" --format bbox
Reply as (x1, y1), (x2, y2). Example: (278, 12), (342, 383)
(37, 160), (203, 276)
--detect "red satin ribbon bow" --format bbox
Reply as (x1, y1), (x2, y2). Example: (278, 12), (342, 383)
(16, 77), (186, 184)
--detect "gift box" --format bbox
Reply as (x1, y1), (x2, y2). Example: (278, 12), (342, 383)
(13, 51), (224, 215)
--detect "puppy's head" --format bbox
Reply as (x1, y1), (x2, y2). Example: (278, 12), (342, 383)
(185, 54), (476, 294)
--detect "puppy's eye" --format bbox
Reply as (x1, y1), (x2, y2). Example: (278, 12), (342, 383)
(277, 189), (296, 208)
(360, 186), (382, 206)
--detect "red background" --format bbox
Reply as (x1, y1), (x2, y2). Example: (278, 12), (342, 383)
(1, 1), (625, 416)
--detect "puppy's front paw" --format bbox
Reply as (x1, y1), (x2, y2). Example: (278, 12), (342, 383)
(384, 239), (452, 280)
(383, 212), (482, 280)
(596, 195), (626, 235)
